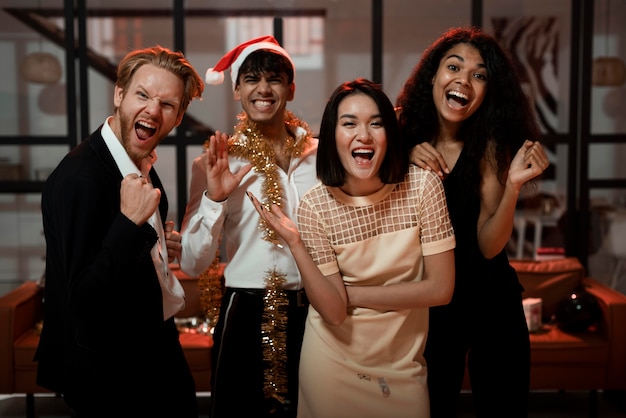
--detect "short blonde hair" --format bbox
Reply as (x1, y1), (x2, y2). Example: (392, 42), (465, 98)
(116, 45), (204, 117)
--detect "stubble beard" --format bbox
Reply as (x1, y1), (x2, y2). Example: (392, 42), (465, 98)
(119, 112), (155, 166)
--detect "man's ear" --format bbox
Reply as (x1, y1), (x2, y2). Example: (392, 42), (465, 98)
(113, 85), (124, 107)
(287, 82), (295, 102)
(174, 112), (184, 127)
(233, 85), (241, 101)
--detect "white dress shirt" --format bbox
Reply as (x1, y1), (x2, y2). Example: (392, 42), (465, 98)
(180, 128), (318, 290)
(101, 118), (185, 320)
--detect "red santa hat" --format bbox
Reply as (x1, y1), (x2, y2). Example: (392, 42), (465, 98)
(205, 35), (295, 89)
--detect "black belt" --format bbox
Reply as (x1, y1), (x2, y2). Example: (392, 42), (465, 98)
(229, 287), (309, 308)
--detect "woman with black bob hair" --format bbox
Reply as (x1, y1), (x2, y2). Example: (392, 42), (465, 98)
(248, 77), (456, 417)
(316, 78), (408, 187)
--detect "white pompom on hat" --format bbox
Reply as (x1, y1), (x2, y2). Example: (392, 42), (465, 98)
(205, 35), (295, 90)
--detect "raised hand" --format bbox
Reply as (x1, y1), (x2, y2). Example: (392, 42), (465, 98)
(204, 130), (252, 202)
(120, 173), (161, 226)
(508, 140), (549, 187)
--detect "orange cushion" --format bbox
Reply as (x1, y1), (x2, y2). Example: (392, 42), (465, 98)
(179, 332), (212, 371)
(14, 329), (213, 372)
(13, 330), (39, 371)
(529, 323), (609, 364)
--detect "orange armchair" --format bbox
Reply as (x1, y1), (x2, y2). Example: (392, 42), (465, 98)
(0, 263), (225, 417)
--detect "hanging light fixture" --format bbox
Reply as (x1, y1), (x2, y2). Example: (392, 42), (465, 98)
(19, 3), (62, 85)
(592, 0), (626, 86)
(20, 52), (62, 84)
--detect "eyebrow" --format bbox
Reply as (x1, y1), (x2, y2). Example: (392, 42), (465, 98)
(136, 85), (181, 106)
(338, 112), (382, 120)
(446, 53), (464, 62)
(445, 53), (486, 69)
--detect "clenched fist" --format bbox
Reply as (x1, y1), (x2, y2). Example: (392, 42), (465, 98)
(120, 173), (161, 226)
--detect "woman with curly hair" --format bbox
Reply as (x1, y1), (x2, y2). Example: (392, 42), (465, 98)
(396, 26), (550, 417)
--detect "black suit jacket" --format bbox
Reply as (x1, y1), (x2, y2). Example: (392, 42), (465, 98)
(35, 128), (196, 414)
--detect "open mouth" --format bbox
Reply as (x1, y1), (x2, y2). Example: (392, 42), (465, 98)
(136, 121), (156, 140)
(352, 148), (374, 162)
(446, 90), (469, 107)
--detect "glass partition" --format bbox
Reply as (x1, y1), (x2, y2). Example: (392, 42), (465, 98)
(1, 0), (625, 294)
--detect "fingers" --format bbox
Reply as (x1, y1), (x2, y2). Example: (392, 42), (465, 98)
(165, 222), (182, 263)
(209, 130), (229, 157)
(120, 173), (161, 225)
(215, 131), (229, 160)
(268, 204), (284, 218)
(246, 191), (302, 249)
(524, 141), (549, 172)
(246, 191), (276, 224)
(206, 130), (229, 167)
(409, 143), (447, 179)
(124, 172), (142, 182)
(234, 163), (253, 182)
(246, 191), (265, 215)
(122, 173), (150, 188)
(510, 141), (550, 186)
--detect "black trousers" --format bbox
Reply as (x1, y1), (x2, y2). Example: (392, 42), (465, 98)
(425, 294), (530, 418)
(209, 287), (308, 418)
(63, 318), (198, 418)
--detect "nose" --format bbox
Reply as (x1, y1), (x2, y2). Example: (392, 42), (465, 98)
(145, 98), (161, 114)
(356, 126), (372, 142)
(457, 71), (470, 86)
(256, 79), (271, 93)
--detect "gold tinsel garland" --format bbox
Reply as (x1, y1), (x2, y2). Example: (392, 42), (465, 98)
(199, 111), (312, 403)
(198, 234), (223, 328)
(261, 269), (290, 403)
(228, 110), (311, 245)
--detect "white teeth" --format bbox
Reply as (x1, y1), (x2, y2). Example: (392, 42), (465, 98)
(138, 120), (155, 129)
(448, 90), (468, 100)
(255, 100), (272, 107)
(352, 149), (374, 160)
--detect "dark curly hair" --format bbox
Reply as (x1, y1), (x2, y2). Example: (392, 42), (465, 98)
(396, 26), (541, 192)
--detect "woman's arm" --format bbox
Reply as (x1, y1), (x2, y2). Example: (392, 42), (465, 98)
(477, 140), (549, 259)
(345, 249), (455, 311)
(246, 192), (349, 326)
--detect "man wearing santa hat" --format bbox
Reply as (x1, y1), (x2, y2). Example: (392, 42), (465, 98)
(179, 35), (318, 417)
